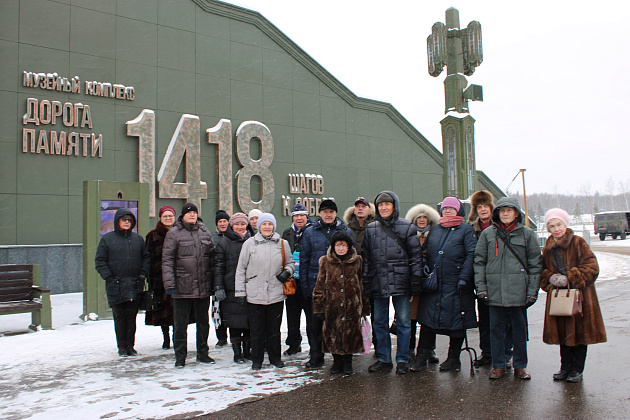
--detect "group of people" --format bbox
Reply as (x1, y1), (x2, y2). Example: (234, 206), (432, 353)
(95, 189), (606, 382)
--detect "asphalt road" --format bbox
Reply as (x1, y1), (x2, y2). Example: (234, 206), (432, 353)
(196, 270), (630, 420)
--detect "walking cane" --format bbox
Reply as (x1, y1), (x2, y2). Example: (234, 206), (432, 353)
(459, 289), (478, 376)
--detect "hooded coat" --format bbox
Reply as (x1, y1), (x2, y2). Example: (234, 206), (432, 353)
(313, 246), (370, 354)
(145, 221), (174, 325)
(213, 224), (255, 329)
(343, 203), (375, 255)
(417, 206), (478, 331)
(474, 197), (542, 307)
(540, 229), (606, 346)
(361, 191), (423, 298)
(162, 216), (214, 299)
(299, 217), (354, 300)
(95, 208), (150, 307)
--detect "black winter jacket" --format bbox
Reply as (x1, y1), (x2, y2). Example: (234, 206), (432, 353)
(213, 225), (254, 329)
(95, 208), (150, 307)
(162, 216), (214, 299)
(417, 222), (478, 331)
(361, 191), (423, 298)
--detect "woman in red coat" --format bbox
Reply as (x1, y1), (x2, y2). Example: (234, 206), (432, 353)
(541, 208), (606, 383)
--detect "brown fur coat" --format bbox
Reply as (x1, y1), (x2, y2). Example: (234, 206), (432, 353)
(541, 229), (606, 346)
(313, 247), (370, 355)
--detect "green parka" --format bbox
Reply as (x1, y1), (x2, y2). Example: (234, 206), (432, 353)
(474, 197), (542, 307)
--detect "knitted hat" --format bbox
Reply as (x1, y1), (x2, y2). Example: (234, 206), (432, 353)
(181, 203), (198, 216)
(257, 213), (277, 231)
(331, 230), (354, 248)
(215, 209), (230, 225)
(544, 208), (570, 231)
(375, 193), (394, 205)
(440, 197), (461, 212)
(318, 199), (338, 213)
(229, 212), (249, 226)
(159, 205), (176, 217)
(248, 208), (262, 219)
(290, 203), (309, 216)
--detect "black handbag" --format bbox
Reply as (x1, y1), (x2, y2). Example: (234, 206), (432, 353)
(422, 228), (454, 292)
(139, 289), (156, 311)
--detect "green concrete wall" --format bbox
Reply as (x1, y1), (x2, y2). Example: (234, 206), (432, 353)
(1, 0), (451, 247)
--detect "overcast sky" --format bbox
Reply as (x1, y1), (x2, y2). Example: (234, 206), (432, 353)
(223, 0), (630, 196)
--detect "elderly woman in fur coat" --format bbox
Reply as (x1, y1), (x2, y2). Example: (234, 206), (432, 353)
(405, 203), (440, 362)
(313, 230), (370, 375)
(541, 208), (606, 383)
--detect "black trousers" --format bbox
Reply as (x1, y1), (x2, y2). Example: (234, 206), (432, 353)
(477, 300), (491, 356)
(560, 344), (588, 373)
(173, 297), (210, 361)
(215, 323), (228, 342)
(304, 297), (324, 361)
(229, 327), (250, 342)
(111, 300), (140, 351)
(418, 325), (464, 354)
(248, 301), (284, 365)
(285, 283), (306, 348)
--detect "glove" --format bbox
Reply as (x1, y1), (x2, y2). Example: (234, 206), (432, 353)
(215, 289), (227, 302)
(276, 269), (291, 283)
(410, 275), (423, 296)
(457, 279), (467, 290)
(549, 274), (568, 287)
(165, 288), (177, 295)
(477, 291), (489, 304)
(315, 313), (325, 322)
(525, 296), (537, 308)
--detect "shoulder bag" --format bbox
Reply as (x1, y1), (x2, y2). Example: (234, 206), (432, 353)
(422, 228), (454, 292)
(280, 239), (296, 295)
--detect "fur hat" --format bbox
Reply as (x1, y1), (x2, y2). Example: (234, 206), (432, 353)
(330, 230), (354, 248)
(256, 212), (276, 231)
(405, 204), (440, 227)
(468, 190), (495, 222)
(544, 208), (570, 231)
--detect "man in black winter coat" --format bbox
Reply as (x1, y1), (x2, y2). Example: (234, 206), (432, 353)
(95, 208), (150, 357)
(362, 191), (423, 374)
(281, 203), (312, 356)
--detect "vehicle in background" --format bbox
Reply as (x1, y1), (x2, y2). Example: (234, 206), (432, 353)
(594, 211), (630, 240)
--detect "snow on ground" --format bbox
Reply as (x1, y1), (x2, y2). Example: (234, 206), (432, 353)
(0, 248), (628, 420)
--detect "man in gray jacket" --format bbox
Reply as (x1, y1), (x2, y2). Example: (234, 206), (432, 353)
(474, 197), (542, 380)
(162, 203), (215, 368)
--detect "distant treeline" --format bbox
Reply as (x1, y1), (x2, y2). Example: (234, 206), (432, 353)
(507, 190), (630, 222)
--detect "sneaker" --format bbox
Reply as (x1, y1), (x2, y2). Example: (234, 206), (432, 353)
(283, 346), (301, 356)
(368, 360), (393, 373)
(196, 355), (216, 364)
(396, 362), (409, 374)
(215, 339), (228, 348)
(175, 359), (185, 368)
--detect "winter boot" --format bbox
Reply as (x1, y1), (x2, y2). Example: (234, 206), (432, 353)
(242, 339), (252, 360)
(428, 349), (440, 364)
(162, 326), (170, 350)
(232, 339), (245, 364)
(330, 354), (343, 374)
(343, 355), (353, 375)
(439, 337), (464, 371)
(410, 349), (430, 372)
